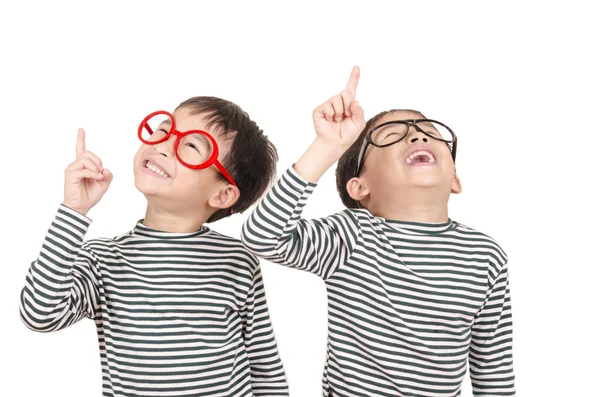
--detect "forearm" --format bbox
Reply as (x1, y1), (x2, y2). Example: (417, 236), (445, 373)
(241, 166), (317, 265)
(470, 265), (515, 395)
(293, 138), (347, 183)
(20, 205), (99, 332)
(243, 267), (289, 396)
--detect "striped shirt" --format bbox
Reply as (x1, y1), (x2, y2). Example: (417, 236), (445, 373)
(20, 205), (289, 397)
(241, 167), (515, 397)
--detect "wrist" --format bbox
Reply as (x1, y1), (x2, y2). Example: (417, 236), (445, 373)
(294, 139), (349, 183)
(313, 137), (351, 155)
(62, 202), (89, 217)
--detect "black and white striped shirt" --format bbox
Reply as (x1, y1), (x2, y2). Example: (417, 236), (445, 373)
(20, 205), (289, 397)
(241, 167), (515, 397)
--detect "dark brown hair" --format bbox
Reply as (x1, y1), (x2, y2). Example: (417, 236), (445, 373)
(176, 96), (278, 222)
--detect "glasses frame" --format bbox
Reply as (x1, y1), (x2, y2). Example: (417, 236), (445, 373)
(138, 110), (237, 186)
(355, 119), (458, 177)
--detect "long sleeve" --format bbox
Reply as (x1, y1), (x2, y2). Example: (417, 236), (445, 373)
(469, 263), (516, 396)
(20, 205), (101, 332)
(241, 167), (359, 280)
(241, 261), (289, 396)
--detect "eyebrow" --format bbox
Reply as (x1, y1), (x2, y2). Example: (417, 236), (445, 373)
(417, 121), (442, 134)
(375, 120), (442, 137)
(187, 133), (211, 148)
(158, 119), (172, 128)
(375, 123), (407, 134)
(417, 120), (436, 128)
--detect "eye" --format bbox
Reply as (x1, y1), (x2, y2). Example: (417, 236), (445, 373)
(383, 131), (402, 140)
(185, 142), (201, 153)
(155, 128), (169, 136)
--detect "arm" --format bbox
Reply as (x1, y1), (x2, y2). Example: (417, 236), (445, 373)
(241, 66), (365, 279)
(20, 205), (101, 332)
(241, 262), (289, 396)
(469, 264), (516, 396)
(241, 167), (360, 279)
(20, 128), (112, 332)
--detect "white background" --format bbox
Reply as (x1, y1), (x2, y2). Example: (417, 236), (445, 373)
(1, 1), (598, 396)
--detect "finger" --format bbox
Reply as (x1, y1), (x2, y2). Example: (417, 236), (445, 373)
(340, 88), (354, 116)
(69, 169), (105, 181)
(330, 95), (344, 121)
(345, 66), (360, 97)
(322, 103), (335, 122)
(80, 151), (103, 172)
(350, 101), (366, 129)
(76, 128), (86, 158)
(68, 157), (100, 173)
(99, 168), (114, 187)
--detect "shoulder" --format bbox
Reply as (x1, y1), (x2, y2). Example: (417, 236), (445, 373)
(205, 230), (260, 266)
(453, 222), (507, 255)
(324, 207), (372, 226)
(80, 234), (122, 252)
(452, 221), (508, 275)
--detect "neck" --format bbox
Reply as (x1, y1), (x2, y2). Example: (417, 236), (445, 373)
(143, 199), (211, 233)
(367, 188), (450, 223)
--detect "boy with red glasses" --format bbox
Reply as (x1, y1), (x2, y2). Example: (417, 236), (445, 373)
(20, 97), (289, 396)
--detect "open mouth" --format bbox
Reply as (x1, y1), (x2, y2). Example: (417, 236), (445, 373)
(144, 160), (171, 178)
(405, 150), (436, 165)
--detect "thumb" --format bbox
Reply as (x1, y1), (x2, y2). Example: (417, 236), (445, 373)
(99, 168), (114, 189)
(350, 101), (365, 130)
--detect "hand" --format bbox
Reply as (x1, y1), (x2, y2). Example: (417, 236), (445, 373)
(62, 128), (113, 216)
(293, 67), (367, 183)
(312, 66), (366, 149)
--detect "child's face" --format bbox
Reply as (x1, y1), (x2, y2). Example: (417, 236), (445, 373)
(133, 107), (235, 213)
(352, 111), (461, 205)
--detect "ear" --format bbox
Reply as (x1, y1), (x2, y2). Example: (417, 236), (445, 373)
(451, 173), (462, 194)
(208, 185), (240, 210)
(346, 177), (370, 203)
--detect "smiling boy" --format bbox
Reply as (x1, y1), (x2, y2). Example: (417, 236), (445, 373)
(20, 97), (289, 396)
(241, 68), (515, 397)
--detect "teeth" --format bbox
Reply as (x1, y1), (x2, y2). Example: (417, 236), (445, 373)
(145, 162), (169, 178)
(406, 150), (435, 164)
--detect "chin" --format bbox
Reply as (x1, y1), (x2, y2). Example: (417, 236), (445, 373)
(134, 179), (150, 195)
(410, 175), (443, 188)
(135, 175), (162, 196)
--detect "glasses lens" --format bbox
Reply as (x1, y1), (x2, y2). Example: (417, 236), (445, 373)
(371, 121), (454, 146)
(415, 120), (454, 143)
(371, 123), (409, 145)
(177, 132), (214, 166)
(140, 113), (173, 143)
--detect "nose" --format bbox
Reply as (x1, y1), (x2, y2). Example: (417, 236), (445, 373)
(406, 123), (429, 144)
(153, 135), (177, 157)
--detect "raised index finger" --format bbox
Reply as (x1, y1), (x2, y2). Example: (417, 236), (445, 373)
(345, 66), (360, 97)
(76, 128), (86, 158)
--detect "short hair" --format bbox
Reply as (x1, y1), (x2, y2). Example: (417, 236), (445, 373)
(176, 96), (278, 222)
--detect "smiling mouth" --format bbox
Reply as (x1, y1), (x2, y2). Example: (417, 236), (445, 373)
(144, 160), (171, 178)
(405, 150), (436, 165)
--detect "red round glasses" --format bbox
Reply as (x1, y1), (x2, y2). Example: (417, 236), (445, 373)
(138, 111), (237, 186)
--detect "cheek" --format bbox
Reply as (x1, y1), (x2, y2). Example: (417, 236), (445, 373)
(134, 145), (149, 160)
(133, 148), (144, 170)
(380, 149), (403, 171)
(444, 161), (457, 180)
(439, 150), (456, 174)
(175, 168), (216, 193)
(364, 150), (394, 174)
